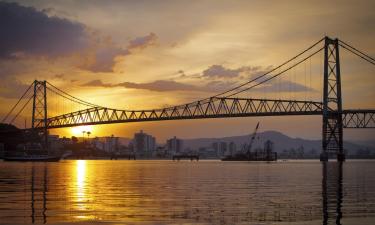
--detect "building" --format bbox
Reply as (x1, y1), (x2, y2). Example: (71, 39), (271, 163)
(133, 130), (156, 157)
(198, 147), (217, 159)
(212, 141), (227, 157)
(166, 136), (183, 155)
(48, 135), (62, 151)
(103, 135), (119, 153)
(228, 142), (237, 155)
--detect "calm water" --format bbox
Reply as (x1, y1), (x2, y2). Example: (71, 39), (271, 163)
(0, 160), (374, 225)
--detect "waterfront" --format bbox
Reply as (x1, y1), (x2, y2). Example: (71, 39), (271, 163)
(0, 160), (374, 224)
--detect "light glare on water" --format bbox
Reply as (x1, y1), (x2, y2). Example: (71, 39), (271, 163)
(0, 160), (374, 225)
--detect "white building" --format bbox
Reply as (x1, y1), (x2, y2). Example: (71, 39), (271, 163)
(166, 136), (183, 155)
(133, 130), (156, 157)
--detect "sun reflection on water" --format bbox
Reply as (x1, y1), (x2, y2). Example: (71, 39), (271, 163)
(76, 160), (86, 203)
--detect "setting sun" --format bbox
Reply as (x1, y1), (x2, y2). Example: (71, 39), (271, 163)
(71, 125), (94, 137)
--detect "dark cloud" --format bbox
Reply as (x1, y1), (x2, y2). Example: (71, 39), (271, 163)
(128, 32), (158, 49)
(177, 70), (186, 78)
(82, 79), (201, 92)
(81, 76), (314, 94)
(201, 64), (267, 79)
(0, 2), (157, 73)
(0, 2), (88, 58)
(117, 80), (199, 92)
(204, 80), (237, 92)
(54, 73), (65, 79)
(81, 47), (129, 73)
(81, 79), (113, 88)
(202, 65), (242, 78)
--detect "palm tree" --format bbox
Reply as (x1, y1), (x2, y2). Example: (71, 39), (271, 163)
(82, 131), (86, 142)
(87, 131), (91, 143)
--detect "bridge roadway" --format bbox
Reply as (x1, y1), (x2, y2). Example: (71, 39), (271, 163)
(32, 97), (374, 129)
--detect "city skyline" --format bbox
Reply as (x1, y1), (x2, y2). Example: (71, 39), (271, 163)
(0, 0), (374, 142)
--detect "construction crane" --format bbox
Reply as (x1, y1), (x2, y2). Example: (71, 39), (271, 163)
(245, 122), (260, 156)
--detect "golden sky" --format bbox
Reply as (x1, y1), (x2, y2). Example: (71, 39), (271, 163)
(0, 0), (374, 142)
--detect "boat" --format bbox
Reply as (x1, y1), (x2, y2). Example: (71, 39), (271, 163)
(221, 122), (277, 161)
(2, 143), (60, 162)
(3, 154), (61, 162)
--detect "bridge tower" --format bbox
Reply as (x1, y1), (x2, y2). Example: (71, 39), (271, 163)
(321, 37), (344, 162)
(31, 80), (48, 147)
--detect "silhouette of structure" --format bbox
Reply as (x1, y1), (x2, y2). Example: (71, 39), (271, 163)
(322, 37), (344, 161)
(322, 161), (343, 225)
(2, 36), (375, 162)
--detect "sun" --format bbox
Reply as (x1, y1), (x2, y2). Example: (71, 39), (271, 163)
(71, 125), (94, 136)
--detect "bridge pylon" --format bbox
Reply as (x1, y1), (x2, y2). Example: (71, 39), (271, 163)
(31, 80), (48, 147)
(321, 37), (344, 162)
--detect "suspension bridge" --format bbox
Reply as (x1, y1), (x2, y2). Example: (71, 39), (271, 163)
(1, 36), (375, 161)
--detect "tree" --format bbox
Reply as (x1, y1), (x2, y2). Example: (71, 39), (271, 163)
(71, 136), (78, 144)
(82, 131), (86, 142)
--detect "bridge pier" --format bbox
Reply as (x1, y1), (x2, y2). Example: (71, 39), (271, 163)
(319, 152), (345, 162)
(337, 153), (345, 162)
(322, 36), (344, 162)
(320, 152), (328, 162)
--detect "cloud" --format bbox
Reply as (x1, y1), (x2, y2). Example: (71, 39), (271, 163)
(81, 79), (113, 88)
(0, 2), (158, 73)
(128, 33), (158, 50)
(0, 2), (88, 58)
(0, 78), (30, 98)
(202, 65), (242, 78)
(79, 47), (129, 73)
(79, 32), (158, 72)
(54, 73), (65, 79)
(200, 64), (269, 80)
(82, 79), (201, 92)
(204, 80), (237, 92)
(260, 80), (315, 93)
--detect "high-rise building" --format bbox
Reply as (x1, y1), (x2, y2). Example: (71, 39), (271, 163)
(228, 142), (237, 155)
(133, 130), (156, 157)
(104, 135), (119, 153)
(166, 136), (183, 155)
(212, 141), (228, 157)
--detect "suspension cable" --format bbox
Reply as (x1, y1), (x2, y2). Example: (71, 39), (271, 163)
(339, 40), (375, 62)
(8, 94), (34, 125)
(1, 81), (34, 123)
(339, 44), (375, 66)
(46, 81), (102, 108)
(153, 37), (326, 111)
(338, 40), (375, 66)
(211, 37), (325, 98)
(225, 47), (324, 97)
(46, 86), (99, 108)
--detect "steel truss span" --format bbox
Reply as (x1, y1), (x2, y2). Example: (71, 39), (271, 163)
(342, 110), (375, 128)
(44, 98), (324, 129)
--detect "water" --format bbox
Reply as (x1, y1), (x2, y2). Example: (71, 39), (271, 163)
(0, 160), (374, 225)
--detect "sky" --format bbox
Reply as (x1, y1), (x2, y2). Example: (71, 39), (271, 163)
(0, 0), (374, 142)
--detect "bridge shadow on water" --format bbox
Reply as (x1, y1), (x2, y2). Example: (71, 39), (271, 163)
(30, 164), (48, 224)
(322, 161), (343, 225)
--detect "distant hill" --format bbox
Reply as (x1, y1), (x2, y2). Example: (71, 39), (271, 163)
(0, 123), (19, 131)
(182, 130), (374, 155)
